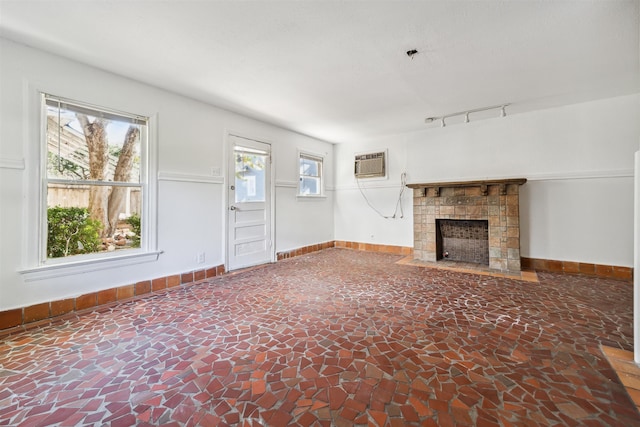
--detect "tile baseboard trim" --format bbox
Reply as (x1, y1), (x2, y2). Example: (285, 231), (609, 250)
(277, 241), (336, 260)
(0, 264), (226, 336)
(521, 257), (633, 281)
(334, 241), (413, 256)
(276, 241), (413, 261)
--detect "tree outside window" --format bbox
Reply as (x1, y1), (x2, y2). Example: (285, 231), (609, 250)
(45, 95), (147, 259)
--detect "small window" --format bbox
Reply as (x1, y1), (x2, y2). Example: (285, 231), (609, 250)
(44, 94), (148, 261)
(299, 153), (323, 196)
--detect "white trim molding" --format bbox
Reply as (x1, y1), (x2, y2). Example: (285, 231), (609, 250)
(338, 170), (633, 192)
(526, 169), (633, 181)
(19, 250), (163, 282)
(334, 181), (409, 191)
(0, 157), (25, 170)
(158, 171), (224, 184)
(275, 180), (298, 188)
(296, 194), (328, 200)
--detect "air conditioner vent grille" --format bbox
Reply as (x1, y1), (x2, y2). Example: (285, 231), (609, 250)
(355, 152), (386, 178)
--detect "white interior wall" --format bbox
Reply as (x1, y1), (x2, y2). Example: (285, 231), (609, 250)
(0, 38), (334, 311)
(335, 94), (639, 267)
(520, 177), (633, 265)
(271, 131), (335, 253)
(334, 138), (413, 246)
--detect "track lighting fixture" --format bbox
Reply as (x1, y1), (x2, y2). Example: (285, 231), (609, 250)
(425, 103), (510, 127)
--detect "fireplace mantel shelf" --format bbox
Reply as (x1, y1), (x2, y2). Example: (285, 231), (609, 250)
(406, 178), (526, 189)
(407, 178), (526, 196)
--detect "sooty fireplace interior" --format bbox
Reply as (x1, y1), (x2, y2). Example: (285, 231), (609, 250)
(436, 219), (489, 265)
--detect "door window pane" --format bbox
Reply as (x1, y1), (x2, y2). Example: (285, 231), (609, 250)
(235, 150), (266, 203)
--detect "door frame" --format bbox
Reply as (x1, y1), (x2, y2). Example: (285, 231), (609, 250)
(224, 130), (276, 271)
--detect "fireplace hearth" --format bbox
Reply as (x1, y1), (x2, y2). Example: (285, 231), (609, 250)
(408, 179), (526, 272)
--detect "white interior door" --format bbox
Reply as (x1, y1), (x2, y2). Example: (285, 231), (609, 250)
(227, 135), (272, 271)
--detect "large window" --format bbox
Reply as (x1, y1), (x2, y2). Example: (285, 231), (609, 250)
(44, 95), (148, 261)
(298, 153), (323, 196)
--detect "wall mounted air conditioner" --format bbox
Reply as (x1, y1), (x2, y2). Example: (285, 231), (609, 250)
(354, 151), (386, 178)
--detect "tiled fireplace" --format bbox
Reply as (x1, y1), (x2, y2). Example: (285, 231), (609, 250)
(408, 179), (526, 272)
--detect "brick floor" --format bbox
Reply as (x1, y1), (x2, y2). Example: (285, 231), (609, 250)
(0, 248), (637, 426)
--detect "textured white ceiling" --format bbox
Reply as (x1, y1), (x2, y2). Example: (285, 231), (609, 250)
(1, 1), (638, 143)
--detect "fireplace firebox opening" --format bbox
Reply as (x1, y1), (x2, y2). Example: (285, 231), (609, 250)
(436, 219), (489, 265)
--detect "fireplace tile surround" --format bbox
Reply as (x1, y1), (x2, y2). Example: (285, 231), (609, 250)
(408, 179), (527, 272)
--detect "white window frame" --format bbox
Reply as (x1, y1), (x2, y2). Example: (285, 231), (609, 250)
(297, 151), (324, 198)
(19, 92), (160, 281)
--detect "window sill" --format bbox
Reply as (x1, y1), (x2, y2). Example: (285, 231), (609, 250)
(19, 250), (163, 282)
(296, 194), (327, 200)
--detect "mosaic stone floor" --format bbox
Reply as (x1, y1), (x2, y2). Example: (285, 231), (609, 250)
(0, 248), (637, 426)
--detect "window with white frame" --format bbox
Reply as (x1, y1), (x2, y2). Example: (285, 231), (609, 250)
(299, 153), (323, 196)
(43, 94), (149, 261)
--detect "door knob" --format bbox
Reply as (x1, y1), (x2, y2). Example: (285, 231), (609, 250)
(230, 206), (236, 210)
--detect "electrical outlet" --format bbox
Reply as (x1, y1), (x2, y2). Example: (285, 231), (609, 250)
(197, 252), (205, 264)
(211, 167), (221, 176)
